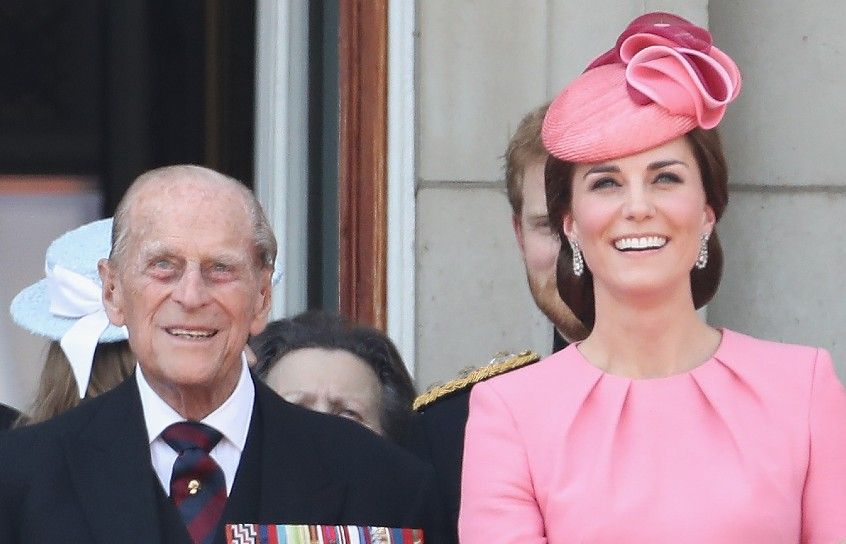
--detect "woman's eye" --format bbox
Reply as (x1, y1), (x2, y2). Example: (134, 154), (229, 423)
(655, 172), (682, 184)
(589, 177), (619, 190)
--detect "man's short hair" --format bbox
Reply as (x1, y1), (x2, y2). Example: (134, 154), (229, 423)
(504, 103), (550, 216)
(110, 165), (277, 271)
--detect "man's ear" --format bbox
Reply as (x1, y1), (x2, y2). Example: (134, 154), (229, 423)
(512, 213), (526, 255)
(98, 258), (126, 327)
(249, 267), (273, 336)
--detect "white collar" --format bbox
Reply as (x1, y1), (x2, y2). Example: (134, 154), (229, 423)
(136, 352), (255, 452)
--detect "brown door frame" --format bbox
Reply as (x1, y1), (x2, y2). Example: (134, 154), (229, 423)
(338, 0), (389, 329)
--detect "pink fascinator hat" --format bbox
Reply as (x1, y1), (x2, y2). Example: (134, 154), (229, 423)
(542, 12), (741, 163)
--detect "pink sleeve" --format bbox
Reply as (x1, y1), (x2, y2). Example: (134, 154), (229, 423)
(458, 381), (547, 544)
(801, 349), (846, 542)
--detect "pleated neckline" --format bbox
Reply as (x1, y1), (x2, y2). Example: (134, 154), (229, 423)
(568, 328), (730, 384)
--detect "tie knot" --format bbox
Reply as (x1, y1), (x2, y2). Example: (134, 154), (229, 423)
(161, 421), (223, 454)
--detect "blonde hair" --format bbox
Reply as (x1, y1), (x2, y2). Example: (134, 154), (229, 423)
(14, 340), (135, 427)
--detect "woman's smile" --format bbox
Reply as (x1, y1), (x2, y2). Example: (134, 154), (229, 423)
(612, 235), (668, 251)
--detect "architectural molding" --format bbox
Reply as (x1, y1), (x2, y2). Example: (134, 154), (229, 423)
(254, 0), (309, 319)
(338, 0), (389, 329)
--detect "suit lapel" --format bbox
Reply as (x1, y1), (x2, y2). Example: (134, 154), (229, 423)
(224, 379), (347, 527)
(220, 396), (263, 526)
(63, 376), (164, 544)
(66, 373), (349, 543)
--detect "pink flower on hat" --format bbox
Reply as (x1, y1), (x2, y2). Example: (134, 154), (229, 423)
(542, 12), (742, 163)
(587, 12), (741, 129)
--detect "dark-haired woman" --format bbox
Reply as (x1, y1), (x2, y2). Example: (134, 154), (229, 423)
(459, 12), (846, 543)
(250, 311), (417, 447)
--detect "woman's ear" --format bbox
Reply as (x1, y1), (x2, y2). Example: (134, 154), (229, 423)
(703, 204), (716, 235)
(562, 212), (578, 243)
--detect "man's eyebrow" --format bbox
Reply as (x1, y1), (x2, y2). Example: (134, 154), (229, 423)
(525, 213), (551, 222)
(205, 253), (250, 266)
(137, 242), (171, 260)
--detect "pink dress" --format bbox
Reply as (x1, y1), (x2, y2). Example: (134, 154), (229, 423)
(459, 329), (846, 543)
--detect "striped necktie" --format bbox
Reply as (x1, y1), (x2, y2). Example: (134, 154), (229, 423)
(162, 421), (227, 544)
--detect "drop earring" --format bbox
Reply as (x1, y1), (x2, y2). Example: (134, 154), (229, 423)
(570, 239), (584, 276)
(695, 233), (710, 270)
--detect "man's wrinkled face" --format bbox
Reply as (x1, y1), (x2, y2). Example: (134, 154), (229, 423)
(100, 177), (271, 403)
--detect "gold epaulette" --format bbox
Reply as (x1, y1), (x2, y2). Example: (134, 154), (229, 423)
(413, 350), (541, 411)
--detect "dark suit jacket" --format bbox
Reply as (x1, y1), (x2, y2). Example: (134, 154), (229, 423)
(0, 403), (20, 431)
(0, 374), (446, 543)
(411, 392), (470, 542)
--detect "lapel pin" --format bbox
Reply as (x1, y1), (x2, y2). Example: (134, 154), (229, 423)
(188, 479), (201, 494)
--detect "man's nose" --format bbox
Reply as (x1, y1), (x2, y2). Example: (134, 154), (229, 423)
(171, 265), (211, 308)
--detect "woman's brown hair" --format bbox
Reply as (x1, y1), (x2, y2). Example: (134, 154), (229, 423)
(545, 128), (728, 329)
(14, 340), (135, 427)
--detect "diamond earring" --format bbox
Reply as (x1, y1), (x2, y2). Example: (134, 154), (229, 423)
(695, 233), (710, 270)
(569, 239), (584, 277)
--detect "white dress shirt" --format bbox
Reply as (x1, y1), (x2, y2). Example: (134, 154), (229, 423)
(137, 353), (255, 496)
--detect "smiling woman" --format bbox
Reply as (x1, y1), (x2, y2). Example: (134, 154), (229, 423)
(546, 128), (726, 329)
(458, 12), (846, 543)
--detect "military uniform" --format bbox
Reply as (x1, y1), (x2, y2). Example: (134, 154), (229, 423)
(411, 350), (549, 543)
(0, 404), (19, 431)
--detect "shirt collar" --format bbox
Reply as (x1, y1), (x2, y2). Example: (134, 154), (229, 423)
(136, 351), (255, 452)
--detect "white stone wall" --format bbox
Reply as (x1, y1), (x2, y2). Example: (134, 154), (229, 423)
(707, 1), (846, 379)
(414, 1), (708, 388)
(414, 0), (846, 387)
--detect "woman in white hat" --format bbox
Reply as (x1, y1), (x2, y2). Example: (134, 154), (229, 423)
(9, 216), (285, 427)
(9, 218), (134, 426)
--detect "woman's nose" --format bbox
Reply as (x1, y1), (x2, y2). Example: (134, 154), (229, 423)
(623, 183), (655, 221)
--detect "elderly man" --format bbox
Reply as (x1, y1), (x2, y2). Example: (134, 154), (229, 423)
(413, 104), (589, 540)
(0, 166), (444, 543)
